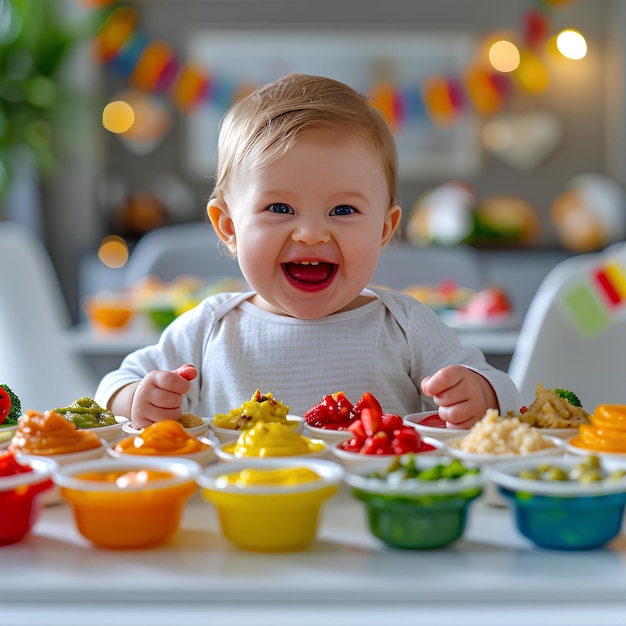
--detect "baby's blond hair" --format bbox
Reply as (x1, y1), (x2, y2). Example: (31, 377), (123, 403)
(210, 73), (398, 206)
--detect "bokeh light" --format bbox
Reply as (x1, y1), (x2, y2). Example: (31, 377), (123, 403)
(102, 100), (135, 134)
(556, 29), (587, 60)
(98, 235), (129, 268)
(488, 40), (521, 73)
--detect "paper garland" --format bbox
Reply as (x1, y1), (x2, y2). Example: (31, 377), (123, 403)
(89, 0), (577, 128)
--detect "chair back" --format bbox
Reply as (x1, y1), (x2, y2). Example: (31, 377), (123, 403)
(123, 222), (246, 286)
(508, 244), (626, 411)
(371, 243), (485, 290)
(0, 221), (98, 411)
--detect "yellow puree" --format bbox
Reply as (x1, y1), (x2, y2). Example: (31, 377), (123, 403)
(114, 419), (210, 456)
(570, 404), (626, 452)
(9, 409), (102, 455)
(218, 467), (321, 488)
(226, 421), (325, 458)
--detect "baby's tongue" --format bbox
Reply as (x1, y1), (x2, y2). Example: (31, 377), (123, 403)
(286, 262), (333, 284)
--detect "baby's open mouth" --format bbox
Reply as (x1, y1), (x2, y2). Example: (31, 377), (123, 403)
(283, 260), (336, 285)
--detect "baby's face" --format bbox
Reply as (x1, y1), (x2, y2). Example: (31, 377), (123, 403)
(219, 133), (400, 319)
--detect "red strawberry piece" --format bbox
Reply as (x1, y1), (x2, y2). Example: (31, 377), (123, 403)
(391, 427), (421, 452)
(351, 391), (383, 422)
(360, 407), (382, 437)
(347, 419), (367, 440)
(342, 437), (365, 452)
(333, 391), (354, 425)
(362, 431), (392, 455)
(381, 413), (404, 433)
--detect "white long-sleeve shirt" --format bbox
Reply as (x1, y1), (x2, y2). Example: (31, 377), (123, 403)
(95, 288), (520, 418)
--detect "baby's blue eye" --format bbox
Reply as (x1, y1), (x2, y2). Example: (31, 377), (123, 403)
(331, 205), (356, 216)
(266, 203), (293, 214)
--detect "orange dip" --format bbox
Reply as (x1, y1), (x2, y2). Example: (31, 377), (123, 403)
(75, 469), (175, 487)
(570, 404), (626, 453)
(114, 419), (210, 456)
(9, 409), (102, 456)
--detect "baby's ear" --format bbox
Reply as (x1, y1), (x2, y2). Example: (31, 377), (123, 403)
(207, 200), (237, 254)
(381, 203), (403, 248)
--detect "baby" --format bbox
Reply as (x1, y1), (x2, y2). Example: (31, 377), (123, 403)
(95, 73), (520, 429)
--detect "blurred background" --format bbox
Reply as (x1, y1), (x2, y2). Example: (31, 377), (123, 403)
(1, 0), (625, 323)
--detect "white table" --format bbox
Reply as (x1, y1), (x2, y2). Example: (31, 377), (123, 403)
(2, 485), (626, 626)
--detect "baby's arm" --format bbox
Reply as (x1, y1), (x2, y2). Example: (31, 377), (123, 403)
(108, 364), (197, 429)
(421, 364), (498, 429)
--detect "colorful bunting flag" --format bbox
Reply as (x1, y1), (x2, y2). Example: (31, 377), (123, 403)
(90, 1), (577, 125)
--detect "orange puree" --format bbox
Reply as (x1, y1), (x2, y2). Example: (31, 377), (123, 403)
(570, 404), (626, 452)
(114, 419), (210, 456)
(76, 469), (175, 487)
(9, 409), (102, 455)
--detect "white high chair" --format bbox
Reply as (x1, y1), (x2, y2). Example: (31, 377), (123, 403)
(0, 221), (99, 411)
(123, 222), (247, 286)
(508, 243), (626, 411)
(371, 243), (485, 291)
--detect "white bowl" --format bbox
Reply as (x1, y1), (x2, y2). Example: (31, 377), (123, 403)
(444, 433), (564, 465)
(15, 439), (108, 467)
(536, 427), (581, 440)
(15, 439), (107, 505)
(330, 436), (445, 475)
(122, 417), (211, 439)
(0, 424), (18, 449)
(403, 411), (470, 441)
(108, 436), (216, 467)
(78, 417), (127, 444)
(488, 455), (626, 497)
(303, 424), (353, 445)
(210, 415), (304, 445)
(563, 435), (626, 460)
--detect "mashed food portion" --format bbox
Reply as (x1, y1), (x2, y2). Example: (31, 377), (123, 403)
(9, 409), (102, 456)
(179, 412), (204, 428)
(513, 383), (590, 429)
(449, 409), (558, 455)
(569, 404), (626, 453)
(114, 419), (210, 456)
(226, 420), (325, 458)
(214, 390), (290, 430)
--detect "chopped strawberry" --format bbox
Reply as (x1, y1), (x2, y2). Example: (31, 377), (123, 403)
(360, 407), (382, 437)
(342, 437), (365, 452)
(361, 431), (392, 455)
(304, 392), (357, 429)
(393, 427), (421, 447)
(351, 391), (383, 422)
(381, 413), (404, 433)
(333, 391), (354, 424)
(347, 419), (367, 440)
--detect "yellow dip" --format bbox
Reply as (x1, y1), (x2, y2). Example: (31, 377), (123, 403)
(214, 390), (290, 430)
(114, 419), (210, 456)
(570, 404), (626, 453)
(216, 467), (321, 488)
(9, 409), (102, 456)
(224, 421), (326, 458)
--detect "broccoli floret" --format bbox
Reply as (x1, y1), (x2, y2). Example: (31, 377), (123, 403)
(555, 388), (582, 408)
(0, 384), (22, 424)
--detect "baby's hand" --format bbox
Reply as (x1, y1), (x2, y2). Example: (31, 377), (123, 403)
(421, 365), (498, 429)
(131, 364), (198, 429)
